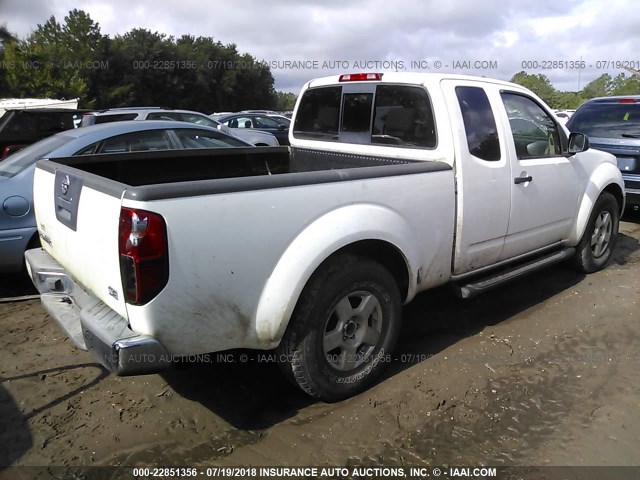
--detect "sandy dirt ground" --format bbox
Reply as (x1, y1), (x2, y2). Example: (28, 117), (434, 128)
(1, 214), (639, 477)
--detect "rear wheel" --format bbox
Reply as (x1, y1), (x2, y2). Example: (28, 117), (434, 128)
(572, 192), (619, 273)
(277, 254), (401, 402)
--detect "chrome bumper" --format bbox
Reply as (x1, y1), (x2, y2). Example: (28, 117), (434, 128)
(24, 248), (171, 376)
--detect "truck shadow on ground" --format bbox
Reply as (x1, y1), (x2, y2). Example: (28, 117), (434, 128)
(0, 363), (108, 469)
(0, 272), (37, 300)
(163, 232), (639, 431)
(0, 383), (31, 468)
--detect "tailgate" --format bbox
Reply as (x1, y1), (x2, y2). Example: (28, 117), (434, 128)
(33, 161), (129, 318)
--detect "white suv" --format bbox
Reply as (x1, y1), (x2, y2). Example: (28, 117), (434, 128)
(82, 108), (280, 146)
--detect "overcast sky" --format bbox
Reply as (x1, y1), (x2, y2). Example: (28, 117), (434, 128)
(2, 0), (639, 93)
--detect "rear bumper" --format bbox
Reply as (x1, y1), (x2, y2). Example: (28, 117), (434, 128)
(622, 174), (640, 207)
(24, 248), (171, 376)
(623, 187), (640, 207)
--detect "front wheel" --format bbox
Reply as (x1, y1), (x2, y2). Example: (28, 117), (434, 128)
(572, 192), (619, 273)
(277, 254), (401, 402)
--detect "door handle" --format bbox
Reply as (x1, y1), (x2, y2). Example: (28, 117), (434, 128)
(514, 175), (533, 184)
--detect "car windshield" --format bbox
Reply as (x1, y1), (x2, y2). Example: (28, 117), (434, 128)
(567, 103), (640, 138)
(0, 134), (72, 178)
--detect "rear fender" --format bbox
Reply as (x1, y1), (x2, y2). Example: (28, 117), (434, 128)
(254, 203), (417, 347)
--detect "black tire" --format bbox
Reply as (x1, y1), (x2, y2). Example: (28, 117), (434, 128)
(277, 254), (401, 402)
(572, 192), (619, 273)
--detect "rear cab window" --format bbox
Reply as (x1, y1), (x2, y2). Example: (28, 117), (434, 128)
(293, 82), (437, 148)
(293, 87), (341, 139)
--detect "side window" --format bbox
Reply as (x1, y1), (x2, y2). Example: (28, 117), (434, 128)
(174, 129), (247, 148)
(501, 92), (561, 159)
(75, 144), (98, 156)
(6, 113), (36, 133)
(147, 112), (177, 121)
(93, 130), (172, 154)
(293, 86), (341, 139)
(38, 113), (71, 134)
(455, 86), (500, 161)
(94, 113), (138, 124)
(149, 112), (218, 128)
(253, 116), (280, 128)
(372, 85), (436, 148)
(230, 117), (253, 128)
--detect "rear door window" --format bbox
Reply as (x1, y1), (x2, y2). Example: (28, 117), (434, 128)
(83, 130), (173, 154)
(455, 86), (501, 161)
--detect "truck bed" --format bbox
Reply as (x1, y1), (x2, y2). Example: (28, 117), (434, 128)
(41, 147), (440, 192)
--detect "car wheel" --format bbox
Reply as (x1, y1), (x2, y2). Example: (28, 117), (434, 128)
(277, 254), (401, 402)
(572, 192), (619, 273)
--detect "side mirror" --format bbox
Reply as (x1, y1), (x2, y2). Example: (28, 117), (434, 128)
(277, 124), (286, 131)
(568, 132), (589, 155)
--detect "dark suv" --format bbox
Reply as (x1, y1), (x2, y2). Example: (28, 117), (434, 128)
(0, 108), (86, 159)
(567, 96), (640, 208)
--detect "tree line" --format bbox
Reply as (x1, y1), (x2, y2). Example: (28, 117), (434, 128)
(0, 9), (297, 112)
(1, 10), (638, 113)
(510, 70), (640, 109)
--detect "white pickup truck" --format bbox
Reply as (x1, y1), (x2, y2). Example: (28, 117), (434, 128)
(26, 73), (624, 401)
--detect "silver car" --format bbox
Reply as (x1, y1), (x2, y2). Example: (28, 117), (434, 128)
(81, 107), (280, 146)
(0, 120), (251, 273)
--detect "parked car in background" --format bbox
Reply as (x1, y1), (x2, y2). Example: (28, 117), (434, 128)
(0, 108), (86, 159)
(82, 107), (279, 146)
(240, 109), (279, 114)
(553, 109), (575, 125)
(567, 96), (640, 208)
(0, 120), (251, 273)
(0, 97), (79, 116)
(213, 112), (290, 145)
(209, 118), (279, 146)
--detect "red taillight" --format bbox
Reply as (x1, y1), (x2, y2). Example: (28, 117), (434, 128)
(2, 145), (25, 158)
(617, 98), (637, 103)
(118, 207), (168, 305)
(339, 73), (383, 82)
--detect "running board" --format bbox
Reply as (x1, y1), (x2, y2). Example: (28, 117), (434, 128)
(455, 247), (575, 299)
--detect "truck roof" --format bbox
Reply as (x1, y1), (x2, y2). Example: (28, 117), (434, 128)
(306, 72), (520, 90)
